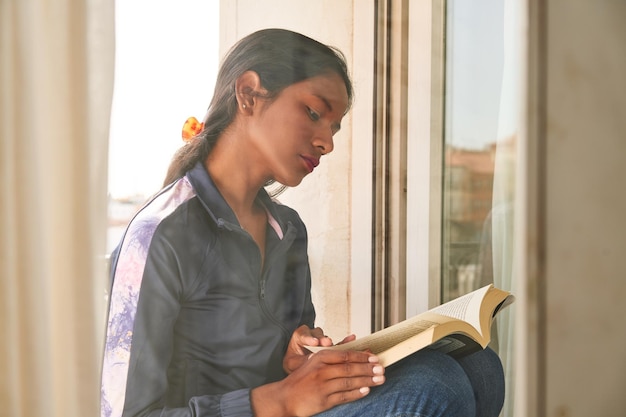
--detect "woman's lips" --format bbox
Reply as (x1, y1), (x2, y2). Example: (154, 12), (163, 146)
(301, 155), (320, 173)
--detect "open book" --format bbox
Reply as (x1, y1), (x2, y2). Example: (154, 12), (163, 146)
(308, 284), (514, 367)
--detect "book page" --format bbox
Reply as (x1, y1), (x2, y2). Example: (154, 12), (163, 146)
(307, 311), (465, 355)
(429, 285), (491, 334)
(307, 319), (440, 354)
(306, 284), (512, 361)
(347, 319), (439, 354)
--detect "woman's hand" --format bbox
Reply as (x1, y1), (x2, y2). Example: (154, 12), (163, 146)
(283, 325), (356, 374)
(253, 349), (386, 417)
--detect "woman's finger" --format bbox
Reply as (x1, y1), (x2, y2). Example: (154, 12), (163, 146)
(313, 349), (378, 366)
(337, 334), (356, 345)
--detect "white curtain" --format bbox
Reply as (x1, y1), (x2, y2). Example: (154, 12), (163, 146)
(0, 0), (114, 415)
(491, 0), (523, 416)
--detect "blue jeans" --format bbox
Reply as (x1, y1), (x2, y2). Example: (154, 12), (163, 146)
(314, 347), (505, 417)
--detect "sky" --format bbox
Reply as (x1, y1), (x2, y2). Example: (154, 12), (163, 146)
(108, 0), (220, 198)
(445, 0), (522, 150)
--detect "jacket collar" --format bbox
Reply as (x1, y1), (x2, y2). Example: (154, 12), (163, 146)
(185, 162), (288, 234)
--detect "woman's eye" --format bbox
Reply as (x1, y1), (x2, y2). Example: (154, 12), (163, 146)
(307, 107), (320, 121)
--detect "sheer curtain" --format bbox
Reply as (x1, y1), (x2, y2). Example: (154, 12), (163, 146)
(0, 1), (114, 415)
(490, 0), (523, 416)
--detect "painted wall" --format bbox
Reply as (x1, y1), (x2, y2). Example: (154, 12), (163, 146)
(544, 2), (626, 415)
(521, 0), (626, 415)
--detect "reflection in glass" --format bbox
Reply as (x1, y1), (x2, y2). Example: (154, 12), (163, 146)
(442, 1), (521, 415)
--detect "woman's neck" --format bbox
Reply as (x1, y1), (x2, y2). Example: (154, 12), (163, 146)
(205, 132), (269, 261)
(204, 131), (269, 218)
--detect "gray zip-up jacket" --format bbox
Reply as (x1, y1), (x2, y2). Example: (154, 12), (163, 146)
(101, 162), (316, 417)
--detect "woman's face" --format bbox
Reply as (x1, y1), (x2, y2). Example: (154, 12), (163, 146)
(247, 72), (350, 187)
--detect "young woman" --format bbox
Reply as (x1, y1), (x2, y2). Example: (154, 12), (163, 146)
(101, 28), (505, 417)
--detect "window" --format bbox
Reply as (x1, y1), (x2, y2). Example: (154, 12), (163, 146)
(107, 0), (220, 253)
(441, 1), (521, 415)
(395, 1), (522, 415)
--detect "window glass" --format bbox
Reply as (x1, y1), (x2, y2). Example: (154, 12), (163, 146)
(442, 1), (521, 415)
(107, 0), (219, 254)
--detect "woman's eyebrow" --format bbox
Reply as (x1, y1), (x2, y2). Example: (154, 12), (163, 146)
(314, 94), (333, 112)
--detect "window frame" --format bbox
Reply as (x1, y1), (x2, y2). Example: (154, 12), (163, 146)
(405, 0), (446, 316)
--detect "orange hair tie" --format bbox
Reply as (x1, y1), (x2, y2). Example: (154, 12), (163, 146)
(182, 116), (204, 142)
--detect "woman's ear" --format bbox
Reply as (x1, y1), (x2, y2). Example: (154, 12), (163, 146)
(235, 71), (266, 113)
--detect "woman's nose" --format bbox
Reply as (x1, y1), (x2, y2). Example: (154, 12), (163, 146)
(314, 127), (334, 155)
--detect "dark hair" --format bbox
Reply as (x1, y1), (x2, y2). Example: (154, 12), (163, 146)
(163, 28), (354, 186)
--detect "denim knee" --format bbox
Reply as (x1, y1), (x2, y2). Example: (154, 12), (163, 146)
(385, 349), (477, 417)
(315, 348), (504, 417)
(456, 347), (505, 417)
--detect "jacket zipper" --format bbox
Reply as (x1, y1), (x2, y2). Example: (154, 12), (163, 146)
(257, 223), (296, 335)
(219, 217), (295, 334)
